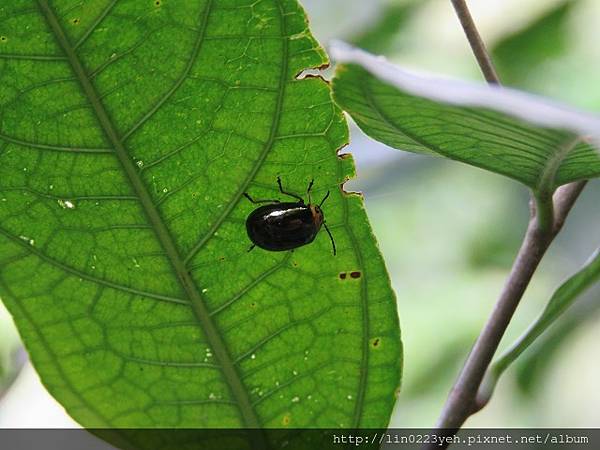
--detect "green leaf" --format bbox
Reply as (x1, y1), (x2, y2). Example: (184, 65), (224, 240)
(0, 0), (401, 440)
(492, 1), (576, 88)
(330, 43), (600, 192)
(348, 1), (419, 55)
(514, 313), (579, 396)
(480, 249), (600, 401)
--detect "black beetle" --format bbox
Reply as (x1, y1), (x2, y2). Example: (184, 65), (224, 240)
(244, 177), (336, 255)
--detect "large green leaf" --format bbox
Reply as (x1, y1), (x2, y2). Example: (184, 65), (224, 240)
(479, 248), (600, 401)
(0, 0), (401, 440)
(331, 43), (600, 193)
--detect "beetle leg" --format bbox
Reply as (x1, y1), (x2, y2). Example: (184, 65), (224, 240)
(277, 176), (304, 203)
(306, 179), (315, 204)
(243, 192), (280, 204)
(323, 222), (337, 256)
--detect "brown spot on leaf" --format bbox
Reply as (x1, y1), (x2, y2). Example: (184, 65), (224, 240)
(72, 18), (80, 25)
(350, 271), (361, 279)
(339, 272), (347, 280)
(371, 337), (381, 348)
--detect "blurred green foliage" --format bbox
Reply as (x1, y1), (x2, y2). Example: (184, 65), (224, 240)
(491, 0), (600, 110)
(349, 1), (419, 54)
(0, 305), (21, 397)
(481, 250), (600, 403)
(492, 1), (576, 88)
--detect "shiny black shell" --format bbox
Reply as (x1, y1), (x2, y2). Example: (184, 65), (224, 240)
(246, 202), (323, 251)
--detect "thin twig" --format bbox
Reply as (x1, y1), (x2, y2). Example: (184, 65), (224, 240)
(427, 0), (589, 446)
(473, 180), (588, 412)
(431, 181), (587, 442)
(450, 0), (500, 84)
(433, 203), (553, 431)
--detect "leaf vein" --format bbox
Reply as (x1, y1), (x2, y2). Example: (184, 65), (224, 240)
(0, 225), (189, 306)
(0, 132), (113, 153)
(36, 0), (265, 430)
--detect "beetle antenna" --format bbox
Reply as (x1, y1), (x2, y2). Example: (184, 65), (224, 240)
(323, 222), (336, 256)
(306, 179), (315, 204)
(319, 190), (330, 207)
(277, 176), (304, 203)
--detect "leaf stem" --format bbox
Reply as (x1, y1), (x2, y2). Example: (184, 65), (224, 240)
(533, 193), (554, 237)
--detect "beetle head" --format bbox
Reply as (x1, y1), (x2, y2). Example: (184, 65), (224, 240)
(310, 204), (324, 228)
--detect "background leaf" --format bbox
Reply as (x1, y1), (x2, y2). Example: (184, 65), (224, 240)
(330, 43), (600, 192)
(348, 0), (419, 55)
(0, 0), (401, 442)
(492, 0), (576, 88)
(481, 249), (600, 399)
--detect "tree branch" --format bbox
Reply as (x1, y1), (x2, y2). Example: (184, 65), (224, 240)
(431, 181), (587, 443)
(426, 0), (589, 445)
(473, 180), (587, 412)
(433, 201), (552, 431)
(450, 0), (500, 84)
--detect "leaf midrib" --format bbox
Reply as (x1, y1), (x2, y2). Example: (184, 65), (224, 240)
(36, 0), (262, 431)
(535, 135), (580, 195)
